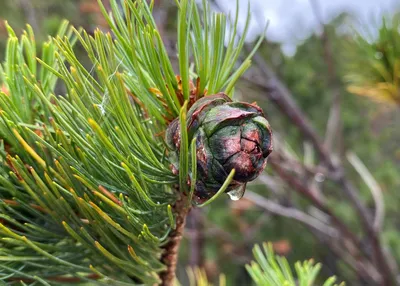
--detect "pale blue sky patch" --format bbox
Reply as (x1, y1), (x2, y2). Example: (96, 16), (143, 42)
(212, 0), (399, 55)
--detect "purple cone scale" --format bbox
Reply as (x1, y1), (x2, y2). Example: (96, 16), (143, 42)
(166, 93), (273, 204)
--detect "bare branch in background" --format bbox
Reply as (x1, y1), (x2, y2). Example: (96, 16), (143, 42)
(187, 208), (205, 268)
(315, 232), (382, 283)
(346, 151), (399, 276)
(254, 173), (283, 195)
(153, 0), (169, 37)
(309, 0), (344, 157)
(18, 0), (39, 32)
(269, 158), (361, 247)
(245, 190), (381, 282)
(244, 51), (337, 168)
(244, 191), (338, 237)
(244, 48), (397, 283)
(346, 151), (385, 232)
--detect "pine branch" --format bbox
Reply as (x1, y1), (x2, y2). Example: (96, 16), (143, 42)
(246, 242), (344, 286)
(0, 0), (263, 284)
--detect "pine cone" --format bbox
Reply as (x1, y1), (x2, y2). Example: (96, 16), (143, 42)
(166, 93), (273, 204)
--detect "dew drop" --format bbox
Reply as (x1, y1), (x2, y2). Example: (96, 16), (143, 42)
(315, 173), (325, 183)
(226, 185), (246, 201)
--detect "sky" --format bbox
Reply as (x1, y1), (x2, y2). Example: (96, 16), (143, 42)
(213, 0), (399, 55)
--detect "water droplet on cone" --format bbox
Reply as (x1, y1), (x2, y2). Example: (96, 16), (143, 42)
(226, 185), (246, 201)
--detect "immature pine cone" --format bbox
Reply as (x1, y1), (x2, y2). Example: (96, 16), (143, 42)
(166, 93), (273, 204)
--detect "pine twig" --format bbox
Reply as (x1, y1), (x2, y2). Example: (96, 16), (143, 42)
(160, 192), (191, 285)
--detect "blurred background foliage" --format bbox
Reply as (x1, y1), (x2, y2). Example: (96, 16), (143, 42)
(0, 0), (399, 285)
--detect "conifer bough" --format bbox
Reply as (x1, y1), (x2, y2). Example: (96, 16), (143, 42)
(166, 93), (273, 204)
(0, 0), (271, 284)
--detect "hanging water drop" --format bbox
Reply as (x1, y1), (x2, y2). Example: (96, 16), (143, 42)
(226, 185), (246, 201)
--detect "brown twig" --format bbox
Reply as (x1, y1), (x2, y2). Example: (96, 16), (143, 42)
(269, 160), (360, 248)
(244, 191), (338, 237)
(160, 192), (190, 286)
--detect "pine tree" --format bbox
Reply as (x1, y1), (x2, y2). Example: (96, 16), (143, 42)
(0, 0), (341, 285)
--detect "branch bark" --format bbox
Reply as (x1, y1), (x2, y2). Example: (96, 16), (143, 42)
(160, 193), (190, 286)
